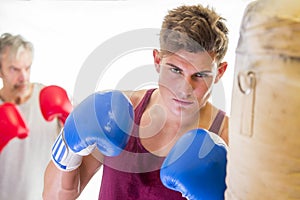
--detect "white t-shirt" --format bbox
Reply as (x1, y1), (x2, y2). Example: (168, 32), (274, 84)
(0, 83), (61, 200)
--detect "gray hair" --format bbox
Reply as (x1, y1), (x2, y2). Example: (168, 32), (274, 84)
(0, 33), (34, 67)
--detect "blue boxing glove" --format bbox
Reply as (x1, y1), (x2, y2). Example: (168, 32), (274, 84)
(160, 129), (228, 200)
(51, 90), (134, 171)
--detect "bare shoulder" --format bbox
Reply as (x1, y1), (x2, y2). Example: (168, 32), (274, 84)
(216, 107), (229, 145)
(122, 89), (148, 108)
(220, 117), (229, 145)
(208, 103), (229, 145)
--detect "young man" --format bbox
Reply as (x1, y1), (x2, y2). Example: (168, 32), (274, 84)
(43, 4), (229, 199)
(0, 33), (62, 199)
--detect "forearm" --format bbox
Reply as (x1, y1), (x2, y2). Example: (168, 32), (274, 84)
(43, 153), (102, 200)
(78, 152), (103, 192)
(43, 161), (81, 200)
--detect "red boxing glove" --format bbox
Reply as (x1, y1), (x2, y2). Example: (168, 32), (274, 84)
(0, 103), (29, 152)
(39, 85), (72, 124)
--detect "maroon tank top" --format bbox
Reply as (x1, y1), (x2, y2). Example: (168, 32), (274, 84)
(98, 89), (226, 200)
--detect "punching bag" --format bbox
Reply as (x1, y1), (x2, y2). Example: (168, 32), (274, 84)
(226, 0), (300, 199)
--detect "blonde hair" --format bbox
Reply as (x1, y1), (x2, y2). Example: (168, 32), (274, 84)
(160, 5), (228, 62)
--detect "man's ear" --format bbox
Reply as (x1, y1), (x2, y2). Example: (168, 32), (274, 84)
(214, 62), (227, 83)
(153, 49), (161, 73)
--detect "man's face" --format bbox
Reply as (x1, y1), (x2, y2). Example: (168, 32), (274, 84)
(154, 49), (224, 117)
(0, 47), (32, 97)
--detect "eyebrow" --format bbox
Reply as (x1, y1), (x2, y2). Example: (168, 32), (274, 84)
(8, 65), (17, 69)
(8, 65), (31, 70)
(165, 62), (179, 68)
(165, 62), (213, 74)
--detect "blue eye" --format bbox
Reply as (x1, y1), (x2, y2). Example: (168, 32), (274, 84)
(193, 72), (214, 79)
(195, 73), (208, 78)
(170, 67), (181, 74)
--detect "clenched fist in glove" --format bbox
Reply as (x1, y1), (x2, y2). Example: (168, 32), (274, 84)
(160, 129), (228, 200)
(39, 85), (72, 124)
(51, 90), (134, 171)
(0, 103), (29, 152)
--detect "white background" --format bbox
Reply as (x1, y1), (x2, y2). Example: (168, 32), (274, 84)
(0, 0), (253, 199)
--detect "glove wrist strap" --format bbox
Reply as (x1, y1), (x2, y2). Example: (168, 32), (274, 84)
(51, 129), (83, 171)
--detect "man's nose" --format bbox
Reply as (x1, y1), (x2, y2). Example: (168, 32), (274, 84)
(178, 76), (193, 98)
(18, 69), (28, 82)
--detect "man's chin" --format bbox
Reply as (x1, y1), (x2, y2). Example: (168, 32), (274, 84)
(15, 83), (30, 91)
(14, 85), (31, 96)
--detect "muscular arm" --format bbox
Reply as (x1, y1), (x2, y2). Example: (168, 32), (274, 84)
(43, 152), (103, 200)
(43, 90), (135, 199)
